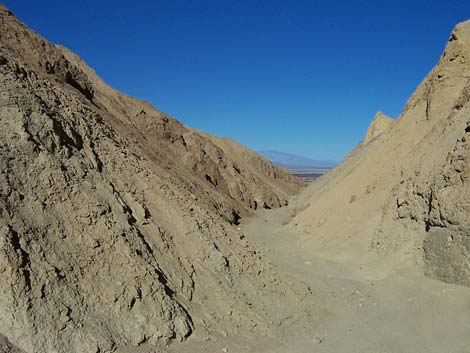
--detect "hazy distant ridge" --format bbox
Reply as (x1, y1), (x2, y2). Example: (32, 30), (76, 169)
(258, 150), (336, 172)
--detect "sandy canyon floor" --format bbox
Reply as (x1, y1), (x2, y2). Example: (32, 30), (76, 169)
(126, 205), (470, 353)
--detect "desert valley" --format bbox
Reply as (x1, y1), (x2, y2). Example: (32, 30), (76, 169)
(1, 3), (470, 353)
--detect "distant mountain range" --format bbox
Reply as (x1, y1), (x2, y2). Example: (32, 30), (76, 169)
(258, 150), (337, 173)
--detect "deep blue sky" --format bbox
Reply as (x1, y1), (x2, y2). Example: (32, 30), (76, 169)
(4, 1), (470, 161)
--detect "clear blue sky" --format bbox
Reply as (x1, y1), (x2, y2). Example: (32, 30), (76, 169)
(5, 0), (470, 161)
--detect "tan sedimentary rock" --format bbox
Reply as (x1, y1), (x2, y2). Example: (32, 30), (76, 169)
(363, 111), (394, 144)
(293, 21), (470, 286)
(0, 5), (312, 353)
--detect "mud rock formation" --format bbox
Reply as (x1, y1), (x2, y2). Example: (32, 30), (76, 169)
(0, 5), (313, 353)
(292, 21), (470, 286)
(364, 111), (394, 144)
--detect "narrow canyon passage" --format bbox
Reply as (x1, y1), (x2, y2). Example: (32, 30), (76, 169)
(3, 4), (470, 353)
(163, 205), (470, 353)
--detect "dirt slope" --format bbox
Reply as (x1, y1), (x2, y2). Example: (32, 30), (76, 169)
(0, 5), (314, 353)
(291, 21), (470, 285)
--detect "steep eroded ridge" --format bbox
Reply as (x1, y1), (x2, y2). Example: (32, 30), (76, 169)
(0, 5), (314, 353)
(292, 21), (470, 286)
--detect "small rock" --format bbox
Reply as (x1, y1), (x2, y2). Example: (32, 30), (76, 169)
(313, 336), (323, 344)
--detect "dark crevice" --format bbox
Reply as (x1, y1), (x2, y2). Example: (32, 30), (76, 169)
(93, 150), (103, 172)
(50, 116), (84, 151)
(231, 210), (241, 225)
(123, 204), (137, 225)
(425, 190), (434, 232)
(8, 226), (31, 290)
(65, 71), (94, 101)
(45, 61), (55, 74)
(425, 95), (431, 120)
(263, 202), (272, 210)
(143, 207), (151, 220)
(53, 266), (66, 280)
(205, 174), (217, 187)
(233, 164), (241, 174)
(178, 304), (194, 338)
(14, 66), (27, 79)
(89, 142), (103, 172)
(137, 336), (148, 346)
(178, 135), (187, 147)
(128, 297), (136, 310)
(132, 227), (175, 297)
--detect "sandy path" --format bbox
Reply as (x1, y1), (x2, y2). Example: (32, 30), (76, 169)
(239, 207), (470, 353)
(151, 206), (470, 353)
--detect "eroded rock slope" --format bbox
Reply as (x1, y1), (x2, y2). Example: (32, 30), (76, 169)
(0, 5), (313, 353)
(292, 21), (470, 286)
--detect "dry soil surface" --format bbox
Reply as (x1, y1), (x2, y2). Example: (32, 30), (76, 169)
(162, 206), (470, 353)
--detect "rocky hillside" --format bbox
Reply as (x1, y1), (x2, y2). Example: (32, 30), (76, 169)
(292, 21), (470, 286)
(0, 5), (313, 353)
